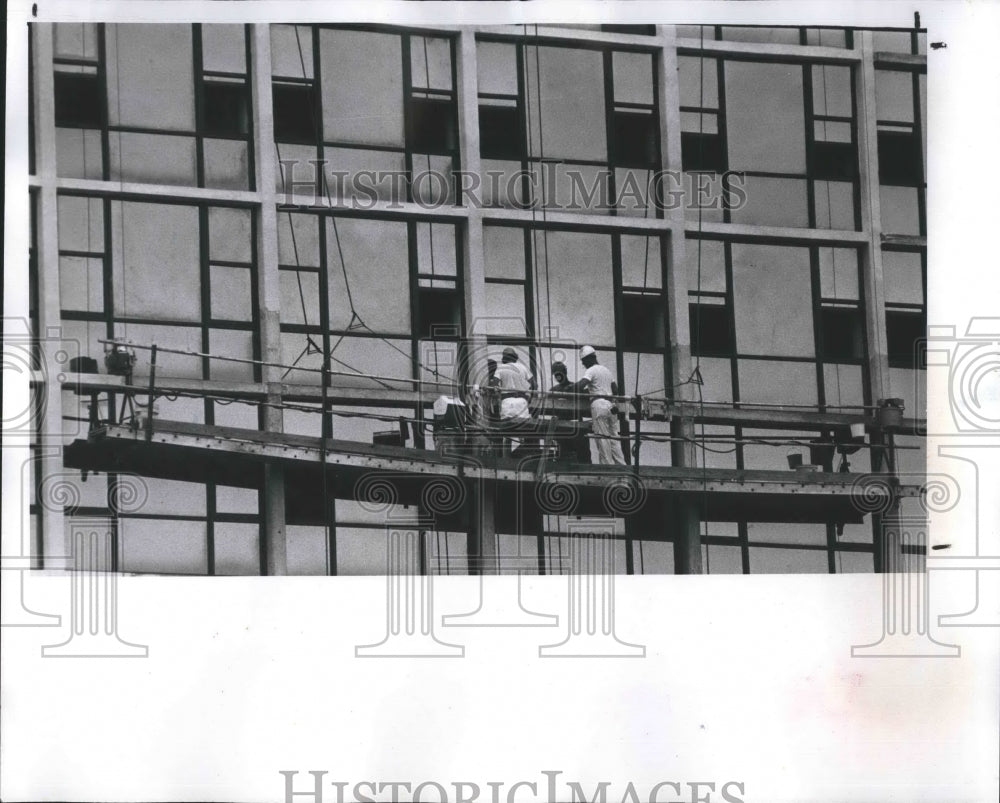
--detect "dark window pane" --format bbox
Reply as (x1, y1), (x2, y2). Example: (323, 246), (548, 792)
(54, 72), (103, 128)
(681, 131), (724, 172)
(878, 130), (922, 186)
(886, 309), (926, 369)
(690, 302), (732, 356)
(811, 141), (856, 181)
(601, 24), (656, 35)
(272, 83), (316, 144)
(622, 294), (665, 351)
(407, 96), (457, 155)
(479, 104), (522, 160)
(820, 306), (865, 361)
(202, 80), (249, 137)
(613, 111), (657, 170)
(417, 287), (461, 339)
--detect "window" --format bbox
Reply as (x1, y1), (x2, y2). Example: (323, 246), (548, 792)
(622, 294), (665, 350)
(875, 68), (925, 234)
(406, 95), (457, 155)
(54, 71), (103, 128)
(477, 40), (659, 215)
(886, 309), (926, 369)
(201, 78), (249, 138)
(273, 82), (317, 144)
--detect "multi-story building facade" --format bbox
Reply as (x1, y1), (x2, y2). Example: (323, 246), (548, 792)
(23, 22), (928, 576)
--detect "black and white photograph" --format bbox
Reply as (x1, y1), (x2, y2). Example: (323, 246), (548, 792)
(2, 2), (998, 801)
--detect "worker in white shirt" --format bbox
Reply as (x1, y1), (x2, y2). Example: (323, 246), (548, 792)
(493, 347), (534, 422)
(492, 347), (535, 455)
(578, 345), (626, 465)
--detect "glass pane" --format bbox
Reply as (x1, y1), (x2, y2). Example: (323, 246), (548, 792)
(702, 543), (744, 574)
(56, 128), (103, 180)
(214, 522), (259, 575)
(323, 147), (408, 204)
(484, 284), (528, 335)
(720, 26), (800, 44)
(738, 360), (818, 406)
(835, 551), (874, 573)
(54, 22), (99, 59)
(326, 217), (411, 334)
(207, 207), (252, 263)
(320, 29), (405, 147)
(201, 24), (247, 74)
(336, 527), (392, 575)
(416, 223), (457, 277)
(484, 225), (525, 280)
(477, 41), (518, 96)
(275, 143), (318, 198)
(731, 243), (814, 357)
(59, 256), (104, 313)
(612, 51), (654, 105)
(280, 269), (320, 326)
(208, 329), (255, 382)
(108, 132), (198, 187)
(818, 247), (860, 300)
(525, 45), (607, 162)
(623, 352), (666, 397)
(481, 159), (529, 208)
(882, 250), (924, 305)
(542, 230), (616, 347)
(725, 61), (806, 173)
(678, 56), (718, 109)
(879, 185), (921, 235)
(270, 25), (314, 78)
(277, 212), (320, 267)
(57, 196), (104, 251)
(621, 235), (662, 289)
(746, 522), (827, 546)
(112, 201), (201, 322)
(203, 139), (250, 191)
(823, 363), (865, 408)
(730, 175), (809, 228)
(107, 24), (196, 130)
(287, 525), (328, 575)
(873, 30), (914, 53)
(409, 36), (452, 91)
(811, 65), (852, 118)
(748, 546), (828, 574)
(875, 70), (914, 123)
(695, 357), (733, 404)
(814, 180), (856, 231)
(119, 518), (208, 574)
(686, 237), (726, 294)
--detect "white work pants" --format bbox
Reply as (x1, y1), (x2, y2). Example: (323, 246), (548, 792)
(590, 400), (626, 465)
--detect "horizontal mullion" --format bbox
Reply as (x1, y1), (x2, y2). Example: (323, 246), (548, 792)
(108, 124), (197, 138)
(209, 259), (254, 269)
(53, 178), (260, 206)
(59, 249), (105, 259)
(321, 140), (407, 154)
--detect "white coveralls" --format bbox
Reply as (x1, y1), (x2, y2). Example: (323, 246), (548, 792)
(583, 363), (626, 465)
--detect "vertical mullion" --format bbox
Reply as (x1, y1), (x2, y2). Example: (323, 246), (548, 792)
(97, 24), (111, 181)
(402, 34), (414, 203)
(809, 246), (827, 408)
(193, 24), (206, 189)
(244, 24), (257, 192)
(603, 49), (618, 217)
(715, 57), (731, 224)
(803, 63), (817, 230)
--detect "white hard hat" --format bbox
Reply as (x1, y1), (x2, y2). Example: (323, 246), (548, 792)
(580, 345), (596, 358)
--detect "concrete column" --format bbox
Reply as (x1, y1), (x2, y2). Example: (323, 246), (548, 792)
(856, 31), (891, 406)
(657, 25), (703, 574)
(466, 477), (498, 576)
(32, 24), (67, 568)
(251, 24), (288, 575)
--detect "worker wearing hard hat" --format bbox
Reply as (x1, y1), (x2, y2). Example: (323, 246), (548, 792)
(494, 346), (535, 421)
(551, 360), (592, 464)
(578, 346), (626, 465)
